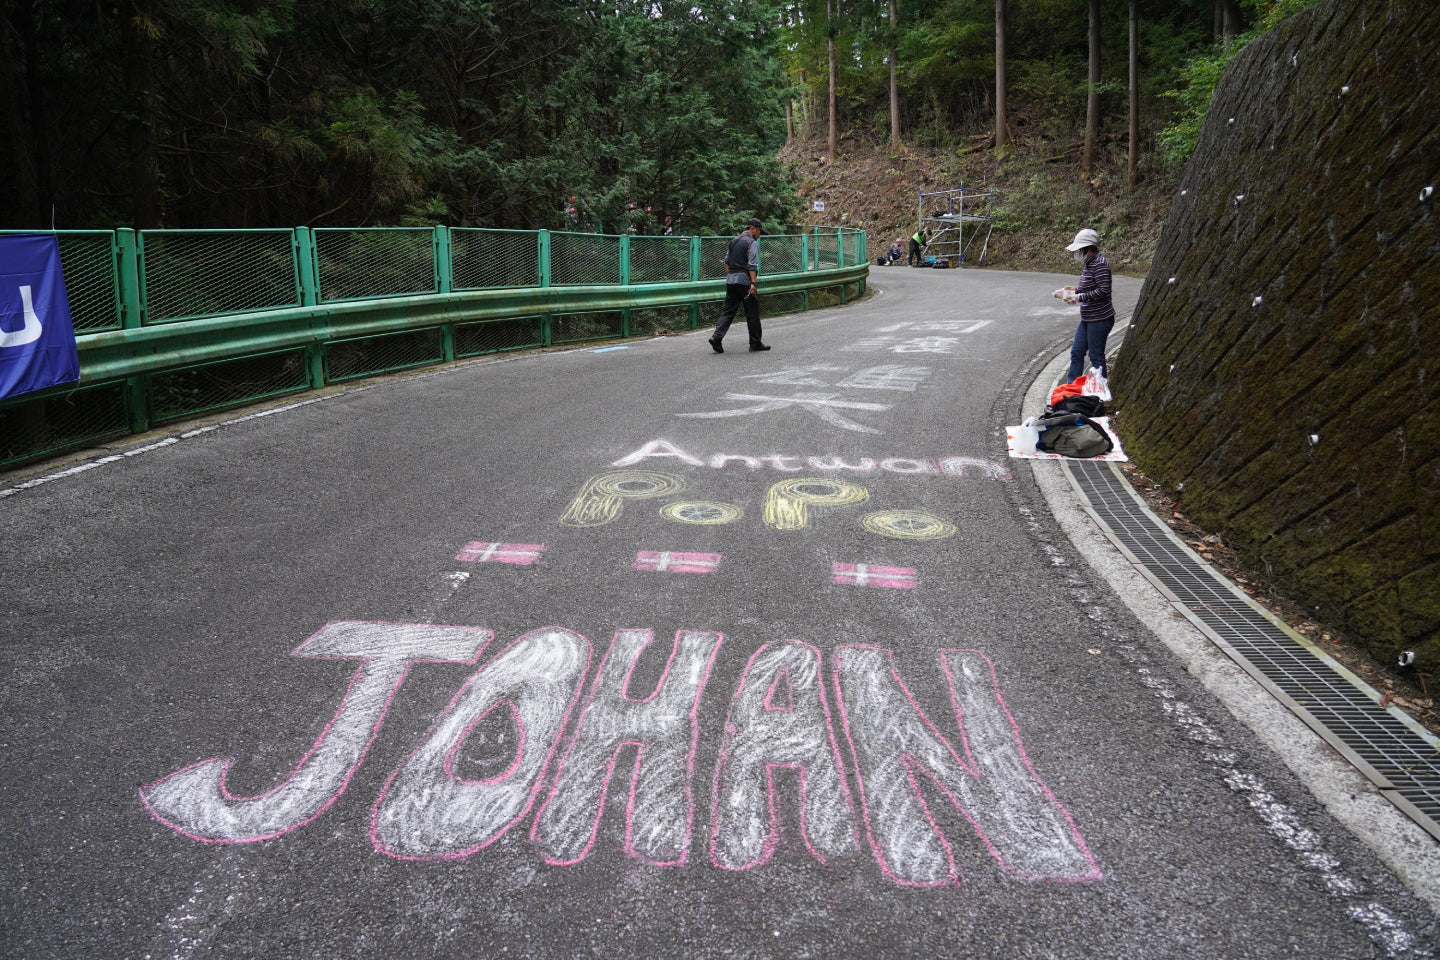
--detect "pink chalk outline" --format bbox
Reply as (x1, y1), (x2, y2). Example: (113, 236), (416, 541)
(530, 629), (722, 867)
(832, 644), (1101, 887)
(707, 641), (859, 872)
(632, 550), (722, 574)
(139, 620), (492, 844)
(831, 562), (917, 590)
(763, 667), (795, 712)
(442, 700), (526, 786)
(455, 542), (547, 565)
(369, 626), (592, 861)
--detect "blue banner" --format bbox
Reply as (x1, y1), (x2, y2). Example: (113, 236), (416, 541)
(0, 234), (81, 401)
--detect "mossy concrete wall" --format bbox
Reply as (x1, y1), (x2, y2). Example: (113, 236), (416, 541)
(1114, 0), (1440, 668)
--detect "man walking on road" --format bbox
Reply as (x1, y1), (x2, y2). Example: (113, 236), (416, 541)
(709, 218), (769, 353)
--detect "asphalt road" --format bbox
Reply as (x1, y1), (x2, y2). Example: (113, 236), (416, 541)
(3, 265), (1437, 959)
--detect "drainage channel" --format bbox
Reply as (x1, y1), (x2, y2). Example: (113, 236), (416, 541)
(1065, 458), (1440, 843)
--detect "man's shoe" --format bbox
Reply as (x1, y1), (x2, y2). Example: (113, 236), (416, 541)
(749, 344), (771, 351)
(708, 339), (723, 353)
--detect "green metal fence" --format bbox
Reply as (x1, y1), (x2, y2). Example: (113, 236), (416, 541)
(0, 225), (867, 469)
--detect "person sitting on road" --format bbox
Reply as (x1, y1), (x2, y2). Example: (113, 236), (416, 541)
(882, 238), (906, 264)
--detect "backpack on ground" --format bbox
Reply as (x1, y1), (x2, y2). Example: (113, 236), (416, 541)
(1048, 394), (1107, 418)
(1034, 412), (1113, 458)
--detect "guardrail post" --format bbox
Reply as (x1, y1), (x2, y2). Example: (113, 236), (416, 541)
(115, 228), (149, 435)
(124, 376), (150, 435)
(116, 228), (142, 328)
(838, 228), (846, 268)
(305, 344), (325, 389)
(538, 229), (551, 288)
(801, 232), (810, 274)
(619, 233), (632, 336)
(435, 225), (453, 294)
(294, 227), (319, 307)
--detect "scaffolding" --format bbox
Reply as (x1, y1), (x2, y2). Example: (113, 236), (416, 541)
(916, 185), (994, 267)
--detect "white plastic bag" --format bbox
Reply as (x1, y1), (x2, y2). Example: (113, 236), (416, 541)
(1010, 417), (1040, 453)
(1082, 366), (1111, 401)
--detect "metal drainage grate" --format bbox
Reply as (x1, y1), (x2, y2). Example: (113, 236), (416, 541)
(1066, 459), (1440, 842)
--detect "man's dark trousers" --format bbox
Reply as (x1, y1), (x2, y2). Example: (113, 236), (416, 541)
(712, 282), (762, 347)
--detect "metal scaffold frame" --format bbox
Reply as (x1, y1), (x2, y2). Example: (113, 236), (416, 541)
(916, 185), (994, 267)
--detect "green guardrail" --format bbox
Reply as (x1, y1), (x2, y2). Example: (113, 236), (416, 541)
(0, 225), (868, 468)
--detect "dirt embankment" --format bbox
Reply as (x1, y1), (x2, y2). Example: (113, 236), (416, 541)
(777, 135), (1173, 277)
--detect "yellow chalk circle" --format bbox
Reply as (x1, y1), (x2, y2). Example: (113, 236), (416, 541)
(861, 510), (957, 541)
(660, 501), (744, 525)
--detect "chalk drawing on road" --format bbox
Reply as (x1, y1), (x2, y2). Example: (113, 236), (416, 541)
(140, 621), (493, 843)
(710, 641), (859, 870)
(860, 510), (958, 541)
(633, 551), (722, 574)
(835, 365), (932, 391)
(559, 470), (686, 527)
(737, 365), (846, 385)
(731, 364), (933, 393)
(763, 477), (870, 531)
(937, 456), (1012, 481)
(610, 440), (1012, 481)
(455, 542), (547, 565)
(659, 501), (743, 525)
(833, 645), (1101, 886)
(531, 629), (722, 866)
(830, 563), (918, 589)
(876, 320), (992, 334)
(677, 393), (890, 434)
(140, 621), (1101, 888)
(370, 626), (592, 860)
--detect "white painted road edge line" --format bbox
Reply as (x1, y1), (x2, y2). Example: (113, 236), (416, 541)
(1027, 346), (1440, 917)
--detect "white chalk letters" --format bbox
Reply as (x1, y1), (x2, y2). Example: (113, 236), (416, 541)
(144, 622), (1098, 887)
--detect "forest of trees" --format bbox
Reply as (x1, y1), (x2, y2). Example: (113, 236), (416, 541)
(783, 0), (1313, 169)
(0, 0), (1312, 234)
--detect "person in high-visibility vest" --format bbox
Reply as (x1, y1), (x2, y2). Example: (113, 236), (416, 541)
(907, 229), (929, 266)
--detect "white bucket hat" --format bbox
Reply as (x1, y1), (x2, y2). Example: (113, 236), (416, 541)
(1065, 228), (1101, 251)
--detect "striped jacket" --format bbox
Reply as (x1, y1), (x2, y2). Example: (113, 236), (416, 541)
(1075, 253), (1116, 324)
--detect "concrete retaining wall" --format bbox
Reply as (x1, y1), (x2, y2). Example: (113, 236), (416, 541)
(1113, 0), (1440, 667)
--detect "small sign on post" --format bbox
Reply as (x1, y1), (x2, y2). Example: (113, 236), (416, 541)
(812, 201), (826, 212)
(0, 235), (80, 400)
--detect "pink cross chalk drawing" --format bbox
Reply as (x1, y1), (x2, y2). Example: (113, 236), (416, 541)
(455, 543), (547, 565)
(831, 562), (917, 590)
(633, 551), (723, 574)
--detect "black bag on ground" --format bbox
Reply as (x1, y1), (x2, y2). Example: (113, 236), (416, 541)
(1048, 394), (1107, 417)
(1034, 412), (1113, 458)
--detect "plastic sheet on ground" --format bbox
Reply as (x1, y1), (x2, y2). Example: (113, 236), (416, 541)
(1005, 416), (1128, 462)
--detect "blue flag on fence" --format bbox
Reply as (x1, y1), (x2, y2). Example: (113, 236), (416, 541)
(0, 234), (80, 401)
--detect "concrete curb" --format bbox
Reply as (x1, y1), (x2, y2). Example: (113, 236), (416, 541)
(1026, 345), (1440, 915)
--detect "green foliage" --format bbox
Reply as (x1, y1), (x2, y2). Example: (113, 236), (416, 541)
(1158, 0), (1323, 167)
(0, 0), (800, 232)
(1157, 47), (1237, 167)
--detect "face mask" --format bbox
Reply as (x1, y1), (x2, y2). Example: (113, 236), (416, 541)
(1073, 250), (1087, 263)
